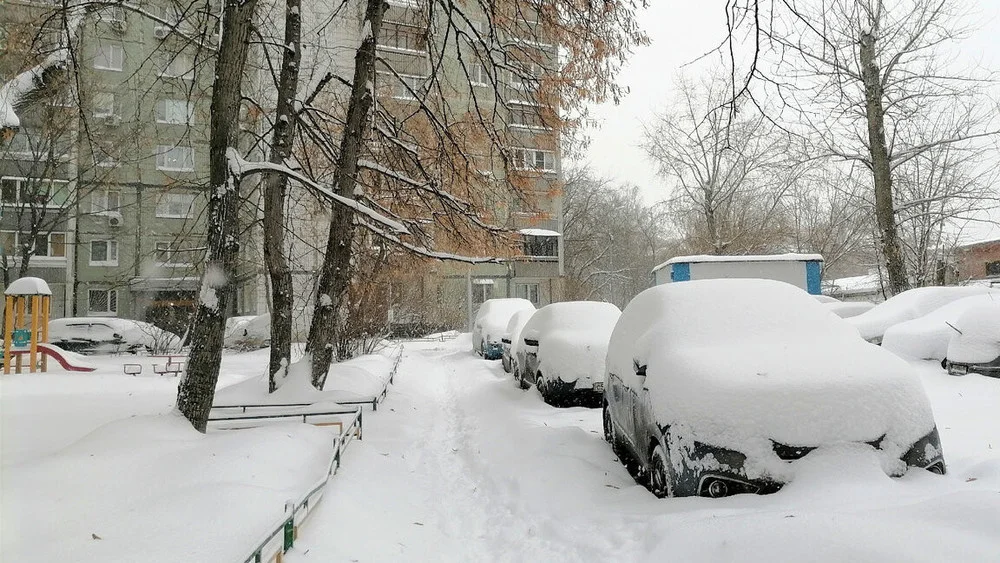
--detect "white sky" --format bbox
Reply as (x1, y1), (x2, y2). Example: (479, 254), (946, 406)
(581, 0), (1000, 243)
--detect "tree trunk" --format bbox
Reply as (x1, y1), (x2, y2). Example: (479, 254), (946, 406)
(264, 0), (302, 392)
(305, 0), (387, 389)
(860, 31), (909, 295)
(176, 0), (257, 432)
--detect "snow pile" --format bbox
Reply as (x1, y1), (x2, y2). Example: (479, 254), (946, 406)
(1, 414), (334, 562)
(472, 298), (535, 351)
(824, 300), (875, 318)
(881, 294), (999, 361)
(847, 286), (997, 342)
(521, 301), (621, 385)
(609, 279), (938, 480)
(947, 301), (1000, 363)
(214, 347), (398, 405)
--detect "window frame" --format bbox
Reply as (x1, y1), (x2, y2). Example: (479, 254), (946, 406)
(87, 288), (119, 315)
(93, 43), (124, 71)
(155, 145), (195, 172)
(155, 192), (196, 218)
(89, 239), (119, 266)
(156, 99), (195, 124)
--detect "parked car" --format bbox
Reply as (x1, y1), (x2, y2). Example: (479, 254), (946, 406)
(846, 286), (995, 343)
(501, 309), (535, 374)
(516, 301), (621, 407)
(814, 294), (875, 319)
(881, 294), (999, 362)
(945, 300), (1000, 377)
(472, 299), (535, 359)
(48, 317), (182, 355)
(604, 279), (945, 499)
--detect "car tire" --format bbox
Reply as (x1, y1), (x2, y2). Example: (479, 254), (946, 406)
(649, 444), (673, 499)
(535, 371), (548, 402)
(602, 403), (614, 443)
(517, 365), (530, 390)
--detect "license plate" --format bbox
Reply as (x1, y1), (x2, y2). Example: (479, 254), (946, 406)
(949, 365), (968, 375)
(593, 381), (604, 393)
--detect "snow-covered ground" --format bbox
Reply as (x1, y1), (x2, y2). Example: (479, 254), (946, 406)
(289, 335), (1000, 562)
(2, 336), (998, 562)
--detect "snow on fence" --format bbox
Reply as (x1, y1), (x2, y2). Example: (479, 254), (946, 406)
(235, 345), (404, 563)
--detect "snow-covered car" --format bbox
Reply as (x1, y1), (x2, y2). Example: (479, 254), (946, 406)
(516, 301), (621, 406)
(945, 301), (1000, 377)
(501, 309), (535, 374)
(604, 279), (945, 499)
(814, 294), (875, 319)
(48, 317), (182, 355)
(846, 286), (996, 343)
(472, 298), (535, 360)
(881, 294), (999, 362)
(224, 314), (271, 350)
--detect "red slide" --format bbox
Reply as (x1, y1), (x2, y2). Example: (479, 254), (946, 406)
(7, 343), (96, 372)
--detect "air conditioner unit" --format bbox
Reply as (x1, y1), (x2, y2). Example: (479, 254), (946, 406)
(107, 212), (123, 228)
(153, 26), (170, 39)
(103, 115), (121, 127)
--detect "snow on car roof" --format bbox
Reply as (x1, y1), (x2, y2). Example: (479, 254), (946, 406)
(518, 228), (561, 237)
(521, 301), (621, 341)
(947, 300), (1000, 363)
(4, 277), (52, 296)
(846, 286), (998, 341)
(607, 279), (936, 479)
(881, 294), (1000, 361)
(652, 253), (823, 272)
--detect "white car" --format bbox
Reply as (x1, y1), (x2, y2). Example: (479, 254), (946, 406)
(516, 301), (621, 407)
(472, 298), (535, 360)
(224, 314), (271, 350)
(604, 279), (944, 498)
(846, 286), (996, 343)
(48, 317), (182, 355)
(881, 294), (999, 362)
(945, 300), (1000, 377)
(814, 294), (875, 319)
(501, 309), (535, 374)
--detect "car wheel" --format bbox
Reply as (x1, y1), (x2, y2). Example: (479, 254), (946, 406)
(535, 371), (547, 401)
(602, 403), (614, 442)
(940, 358), (948, 370)
(649, 444), (673, 499)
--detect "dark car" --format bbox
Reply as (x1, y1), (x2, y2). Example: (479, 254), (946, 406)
(515, 301), (620, 407)
(604, 279), (946, 499)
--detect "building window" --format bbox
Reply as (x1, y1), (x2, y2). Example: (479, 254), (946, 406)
(472, 280), (493, 304)
(94, 43), (124, 71)
(0, 232), (68, 258)
(91, 189), (121, 214)
(523, 234), (557, 257)
(987, 260), (1000, 277)
(155, 241), (198, 266)
(155, 145), (195, 171)
(378, 72), (428, 100)
(0, 177), (71, 207)
(510, 103), (545, 129)
(88, 289), (118, 314)
(470, 63), (488, 86)
(156, 99), (194, 124)
(92, 93), (116, 117)
(90, 240), (119, 266)
(515, 282), (539, 304)
(513, 148), (556, 172)
(160, 53), (194, 79)
(379, 20), (427, 52)
(155, 192), (196, 218)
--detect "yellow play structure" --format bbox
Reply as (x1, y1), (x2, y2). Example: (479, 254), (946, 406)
(3, 277), (52, 373)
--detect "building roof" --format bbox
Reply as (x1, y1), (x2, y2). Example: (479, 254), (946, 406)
(652, 253), (824, 273)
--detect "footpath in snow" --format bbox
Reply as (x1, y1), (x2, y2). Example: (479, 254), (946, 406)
(289, 334), (1000, 563)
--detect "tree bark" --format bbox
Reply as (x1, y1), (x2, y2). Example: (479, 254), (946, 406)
(176, 0), (257, 432)
(860, 31), (910, 295)
(263, 0), (302, 392)
(305, 0), (386, 389)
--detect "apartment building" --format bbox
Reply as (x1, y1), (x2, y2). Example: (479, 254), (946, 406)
(0, 1), (213, 332)
(235, 0), (565, 332)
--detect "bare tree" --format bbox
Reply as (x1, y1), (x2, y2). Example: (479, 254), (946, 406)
(642, 74), (796, 256)
(724, 0), (1000, 294)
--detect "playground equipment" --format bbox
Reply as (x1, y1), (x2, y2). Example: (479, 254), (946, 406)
(3, 277), (95, 373)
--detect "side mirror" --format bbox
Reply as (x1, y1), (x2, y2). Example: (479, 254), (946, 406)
(633, 359), (646, 377)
